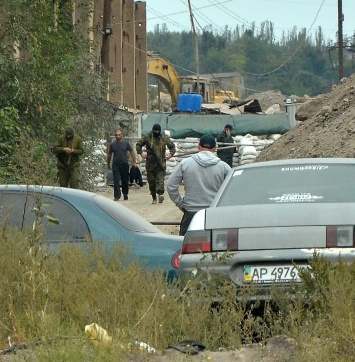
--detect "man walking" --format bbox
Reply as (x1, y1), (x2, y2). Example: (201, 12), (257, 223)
(136, 124), (176, 204)
(53, 127), (84, 189)
(216, 124), (236, 167)
(107, 130), (137, 201)
(167, 135), (231, 235)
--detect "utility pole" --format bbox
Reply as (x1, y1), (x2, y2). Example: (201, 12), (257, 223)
(187, 0), (200, 97)
(338, 0), (344, 80)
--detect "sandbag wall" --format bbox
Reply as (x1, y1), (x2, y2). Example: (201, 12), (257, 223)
(138, 134), (282, 184)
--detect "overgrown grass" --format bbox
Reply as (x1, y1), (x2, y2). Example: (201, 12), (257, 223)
(1, 223), (355, 361)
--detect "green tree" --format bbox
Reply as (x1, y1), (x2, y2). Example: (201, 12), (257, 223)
(147, 21), (342, 99)
(0, 0), (114, 188)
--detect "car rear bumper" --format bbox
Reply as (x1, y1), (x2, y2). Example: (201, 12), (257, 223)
(179, 247), (355, 300)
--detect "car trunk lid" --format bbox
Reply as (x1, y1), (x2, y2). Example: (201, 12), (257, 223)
(205, 203), (355, 250)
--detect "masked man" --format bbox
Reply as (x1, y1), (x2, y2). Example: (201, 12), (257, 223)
(136, 124), (176, 204)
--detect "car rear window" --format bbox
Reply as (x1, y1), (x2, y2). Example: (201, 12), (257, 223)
(217, 163), (355, 206)
(93, 195), (162, 233)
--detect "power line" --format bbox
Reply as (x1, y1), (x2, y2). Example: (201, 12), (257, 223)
(244, 0), (326, 77)
(145, 0), (234, 29)
(146, 5), (190, 31)
(179, 0), (226, 33)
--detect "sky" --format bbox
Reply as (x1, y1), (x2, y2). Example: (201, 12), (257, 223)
(145, 0), (355, 44)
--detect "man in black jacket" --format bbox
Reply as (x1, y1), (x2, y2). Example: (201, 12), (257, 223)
(216, 124), (236, 167)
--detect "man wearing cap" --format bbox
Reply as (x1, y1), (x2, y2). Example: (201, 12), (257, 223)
(216, 124), (236, 167)
(136, 124), (176, 204)
(53, 127), (84, 188)
(167, 134), (231, 236)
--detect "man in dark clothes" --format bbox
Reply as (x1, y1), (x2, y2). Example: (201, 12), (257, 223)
(216, 124), (236, 167)
(136, 124), (176, 204)
(53, 127), (84, 188)
(107, 129), (137, 201)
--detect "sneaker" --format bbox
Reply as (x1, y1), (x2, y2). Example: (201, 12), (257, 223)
(114, 198), (120, 201)
(158, 195), (164, 203)
(124, 195), (128, 200)
(152, 198), (157, 204)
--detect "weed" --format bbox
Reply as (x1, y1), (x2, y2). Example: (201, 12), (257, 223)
(1, 225), (355, 361)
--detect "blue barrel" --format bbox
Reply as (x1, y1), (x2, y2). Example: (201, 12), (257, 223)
(178, 94), (202, 112)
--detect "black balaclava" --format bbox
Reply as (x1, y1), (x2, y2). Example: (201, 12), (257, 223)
(152, 124), (161, 138)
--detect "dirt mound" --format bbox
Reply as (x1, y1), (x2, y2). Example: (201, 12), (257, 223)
(256, 74), (355, 161)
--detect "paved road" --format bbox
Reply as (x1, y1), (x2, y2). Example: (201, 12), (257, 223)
(96, 184), (182, 235)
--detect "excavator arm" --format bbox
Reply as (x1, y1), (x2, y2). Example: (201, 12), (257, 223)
(147, 52), (180, 106)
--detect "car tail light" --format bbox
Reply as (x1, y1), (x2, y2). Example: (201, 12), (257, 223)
(171, 249), (181, 269)
(212, 228), (238, 251)
(181, 230), (211, 254)
(326, 226), (355, 247)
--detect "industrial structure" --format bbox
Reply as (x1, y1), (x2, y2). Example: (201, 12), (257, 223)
(73, 0), (148, 112)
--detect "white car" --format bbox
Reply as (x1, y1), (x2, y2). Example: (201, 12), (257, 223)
(179, 158), (355, 299)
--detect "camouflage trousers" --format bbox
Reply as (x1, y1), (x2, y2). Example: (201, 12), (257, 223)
(57, 166), (80, 189)
(146, 170), (166, 197)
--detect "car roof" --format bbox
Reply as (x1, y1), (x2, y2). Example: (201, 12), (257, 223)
(0, 184), (96, 198)
(236, 158), (355, 169)
(0, 185), (163, 233)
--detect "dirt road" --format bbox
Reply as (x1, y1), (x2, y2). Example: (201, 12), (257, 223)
(96, 184), (182, 235)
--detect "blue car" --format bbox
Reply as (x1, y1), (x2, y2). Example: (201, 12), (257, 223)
(0, 185), (182, 277)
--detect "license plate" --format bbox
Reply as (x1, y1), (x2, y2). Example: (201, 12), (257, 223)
(244, 265), (305, 284)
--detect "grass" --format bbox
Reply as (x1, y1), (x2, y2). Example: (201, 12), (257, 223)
(0, 223), (355, 361)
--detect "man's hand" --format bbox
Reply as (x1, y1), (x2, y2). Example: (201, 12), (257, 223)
(64, 147), (73, 153)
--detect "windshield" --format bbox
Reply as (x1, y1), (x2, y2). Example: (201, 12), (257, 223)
(217, 163), (355, 206)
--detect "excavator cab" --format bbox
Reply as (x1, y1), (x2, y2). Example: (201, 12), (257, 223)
(179, 76), (214, 103)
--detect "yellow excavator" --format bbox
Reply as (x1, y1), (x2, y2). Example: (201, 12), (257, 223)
(214, 89), (239, 104)
(147, 51), (216, 108)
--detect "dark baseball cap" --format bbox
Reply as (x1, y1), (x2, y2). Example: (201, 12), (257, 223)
(199, 135), (216, 149)
(224, 124), (233, 130)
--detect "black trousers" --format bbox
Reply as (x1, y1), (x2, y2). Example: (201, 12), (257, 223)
(179, 210), (197, 236)
(112, 162), (129, 199)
